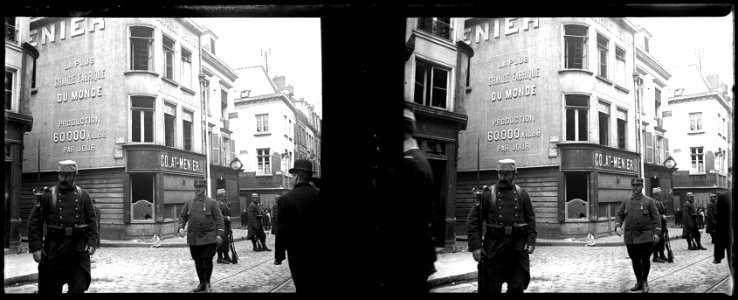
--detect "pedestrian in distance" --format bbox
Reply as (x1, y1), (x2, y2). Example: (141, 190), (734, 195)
(467, 158), (537, 294)
(377, 104), (438, 293)
(706, 194), (717, 243)
(682, 193), (707, 250)
(651, 187), (668, 263)
(275, 159), (322, 293)
(697, 207), (706, 229)
(27, 160), (99, 293)
(615, 177), (661, 293)
(177, 179), (225, 293)
(247, 193), (270, 252)
(263, 208), (271, 232)
(215, 189), (233, 264)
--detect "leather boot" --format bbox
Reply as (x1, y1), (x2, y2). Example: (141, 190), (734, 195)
(687, 238), (695, 250)
(642, 280), (649, 293)
(203, 261), (213, 292)
(696, 237), (707, 250)
(252, 240), (260, 251)
(204, 282), (212, 293)
(192, 263), (205, 292)
(260, 238), (271, 251)
(629, 281), (643, 291)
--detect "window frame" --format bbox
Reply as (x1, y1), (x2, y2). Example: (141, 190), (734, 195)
(256, 113), (269, 133)
(616, 109), (627, 150)
(597, 34), (609, 79)
(563, 24), (589, 70)
(598, 101), (610, 146)
(129, 25), (155, 72)
(5, 68), (18, 112)
(130, 95), (156, 143)
(130, 172), (156, 223)
(163, 102), (177, 147)
(256, 148), (271, 176)
(5, 17), (18, 44)
(162, 34), (175, 81)
(182, 109), (194, 151)
(416, 17), (454, 41)
(180, 47), (193, 90)
(614, 46), (626, 87)
(690, 146), (705, 174)
(414, 58), (451, 109)
(689, 112), (703, 132)
(564, 94), (590, 142)
(565, 172), (589, 221)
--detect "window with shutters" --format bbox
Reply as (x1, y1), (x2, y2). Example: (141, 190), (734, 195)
(130, 26), (154, 71)
(162, 35), (175, 80)
(414, 58), (449, 109)
(257, 148), (271, 175)
(598, 101), (610, 146)
(617, 109), (627, 150)
(131, 96), (155, 143)
(182, 110), (193, 151)
(564, 25), (588, 70)
(164, 103), (176, 147)
(565, 95), (589, 141)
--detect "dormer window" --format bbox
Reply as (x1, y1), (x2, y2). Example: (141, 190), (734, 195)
(673, 88), (684, 97)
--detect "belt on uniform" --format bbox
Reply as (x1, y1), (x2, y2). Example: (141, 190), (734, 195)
(486, 223), (527, 236)
(46, 224), (88, 236)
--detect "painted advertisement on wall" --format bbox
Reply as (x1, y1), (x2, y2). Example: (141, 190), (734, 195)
(458, 18), (562, 171)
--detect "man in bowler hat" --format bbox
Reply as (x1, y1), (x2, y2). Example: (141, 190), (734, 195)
(275, 159), (321, 292)
(27, 160), (98, 293)
(178, 179), (224, 292)
(615, 177), (661, 293)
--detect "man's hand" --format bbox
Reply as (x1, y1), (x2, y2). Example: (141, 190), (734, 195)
(86, 245), (96, 255)
(616, 227), (622, 236)
(472, 249), (483, 262)
(216, 236), (223, 246)
(178, 228), (185, 237)
(525, 244), (535, 254)
(32, 250), (42, 263)
(653, 234), (660, 244)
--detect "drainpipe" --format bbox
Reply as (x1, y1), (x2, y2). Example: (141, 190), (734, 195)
(198, 33), (212, 198)
(632, 38), (644, 180)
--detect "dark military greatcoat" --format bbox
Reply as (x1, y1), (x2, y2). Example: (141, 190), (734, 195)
(178, 195), (225, 245)
(615, 194), (661, 244)
(246, 202), (266, 240)
(682, 201), (698, 239)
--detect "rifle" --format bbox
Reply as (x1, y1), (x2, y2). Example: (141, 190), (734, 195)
(664, 228), (674, 263)
(229, 231), (238, 264)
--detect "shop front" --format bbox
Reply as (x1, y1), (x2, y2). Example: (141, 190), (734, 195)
(124, 144), (206, 239)
(559, 143), (640, 237)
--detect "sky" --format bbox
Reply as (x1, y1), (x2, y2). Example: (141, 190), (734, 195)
(629, 13), (734, 87)
(193, 18), (322, 117)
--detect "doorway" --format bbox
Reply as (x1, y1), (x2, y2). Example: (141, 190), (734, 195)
(429, 159), (447, 248)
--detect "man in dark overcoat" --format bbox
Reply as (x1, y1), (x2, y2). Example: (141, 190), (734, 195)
(682, 192), (707, 250)
(178, 179), (224, 292)
(651, 187), (668, 263)
(247, 194), (270, 251)
(714, 189), (734, 295)
(27, 160), (98, 293)
(275, 159), (322, 293)
(706, 194), (717, 243)
(615, 177), (661, 293)
(215, 189), (233, 264)
(467, 158), (537, 293)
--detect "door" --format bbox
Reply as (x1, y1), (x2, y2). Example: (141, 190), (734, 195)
(429, 159), (446, 248)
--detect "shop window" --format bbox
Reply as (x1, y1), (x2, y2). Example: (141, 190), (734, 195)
(417, 17), (452, 40)
(5, 69), (16, 111)
(257, 148), (271, 175)
(597, 34), (608, 78)
(130, 26), (154, 71)
(131, 96), (154, 143)
(131, 173), (155, 221)
(162, 35), (175, 80)
(5, 17), (17, 43)
(565, 95), (589, 141)
(164, 103), (176, 147)
(690, 147), (704, 174)
(617, 109), (627, 149)
(414, 59), (449, 109)
(689, 112), (702, 131)
(564, 25), (588, 69)
(181, 48), (192, 89)
(565, 172), (588, 220)
(182, 110), (193, 151)
(615, 47), (626, 86)
(256, 114), (269, 133)
(598, 101), (610, 146)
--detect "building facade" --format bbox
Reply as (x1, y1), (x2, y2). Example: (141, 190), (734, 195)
(20, 18), (235, 239)
(663, 65), (733, 209)
(5, 17), (39, 249)
(404, 17), (472, 249)
(456, 18), (645, 239)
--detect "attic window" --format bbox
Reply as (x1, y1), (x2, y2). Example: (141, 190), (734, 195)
(240, 90), (251, 98)
(673, 88), (684, 97)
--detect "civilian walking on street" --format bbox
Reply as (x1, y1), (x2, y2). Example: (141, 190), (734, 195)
(247, 194), (270, 252)
(706, 194), (717, 243)
(177, 179), (225, 293)
(615, 177), (661, 293)
(275, 159), (321, 293)
(682, 193), (707, 250)
(27, 160), (98, 293)
(215, 189), (233, 264)
(467, 158), (537, 294)
(651, 188), (668, 263)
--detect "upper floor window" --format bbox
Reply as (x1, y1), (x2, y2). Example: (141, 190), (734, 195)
(615, 47), (626, 86)
(164, 103), (176, 147)
(414, 59), (448, 109)
(689, 112), (702, 131)
(598, 101), (610, 146)
(131, 96), (155, 143)
(673, 88), (684, 97)
(644, 36), (650, 52)
(5, 17), (17, 43)
(257, 148), (271, 175)
(564, 25), (588, 69)
(417, 17), (452, 40)
(162, 35), (175, 80)
(182, 110), (193, 151)
(5, 69), (16, 111)
(597, 34), (608, 78)
(221, 90), (228, 119)
(690, 147), (704, 173)
(565, 95), (589, 141)
(616, 109), (627, 150)
(130, 26), (154, 71)
(256, 114), (269, 133)
(181, 48), (192, 89)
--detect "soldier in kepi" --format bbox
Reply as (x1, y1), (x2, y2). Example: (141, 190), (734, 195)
(651, 187), (668, 263)
(178, 179), (225, 293)
(615, 177), (661, 293)
(247, 193), (271, 252)
(27, 160), (98, 293)
(215, 189), (233, 264)
(467, 158), (537, 294)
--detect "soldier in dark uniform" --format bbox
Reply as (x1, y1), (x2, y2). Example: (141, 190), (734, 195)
(706, 194), (717, 243)
(615, 177), (661, 293)
(275, 159), (322, 293)
(467, 158), (537, 294)
(651, 187), (668, 263)
(247, 194), (271, 252)
(215, 189), (233, 264)
(682, 192), (707, 250)
(178, 179), (224, 293)
(27, 160), (98, 293)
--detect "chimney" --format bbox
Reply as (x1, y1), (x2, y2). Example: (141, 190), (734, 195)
(706, 74), (720, 91)
(272, 75), (287, 91)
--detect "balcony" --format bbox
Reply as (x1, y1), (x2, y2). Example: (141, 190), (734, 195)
(417, 18), (451, 41)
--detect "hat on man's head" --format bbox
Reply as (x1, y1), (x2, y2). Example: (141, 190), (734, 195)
(497, 159), (517, 172)
(710, 193), (717, 198)
(652, 187), (662, 194)
(631, 177), (644, 186)
(194, 179), (207, 187)
(216, 189), (226, 196)
(686, 192), (694, 197)
(289, 159), (314, 174)
(58, 160), (78, 174)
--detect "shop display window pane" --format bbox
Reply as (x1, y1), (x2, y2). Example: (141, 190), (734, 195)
(131, 173), (155, 221)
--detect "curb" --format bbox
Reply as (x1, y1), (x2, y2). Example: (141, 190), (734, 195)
(428, 272), (477, 288)
(457, 235), (682, 247)
(4, 273), (37, 287)
(99, 236), (251, 248)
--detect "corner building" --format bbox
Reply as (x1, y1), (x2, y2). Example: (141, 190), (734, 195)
(21, 18), (220, 239)
(457, 18), (643, 239)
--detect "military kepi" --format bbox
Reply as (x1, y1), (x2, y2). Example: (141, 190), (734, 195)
(194, 179), (207, 187)
(497, 158), (517, 172)
(652, 187), (662, 194)
(58, 160), (78, 174)
(216, 189), (226, 196)
(631, 177), (644, 185)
